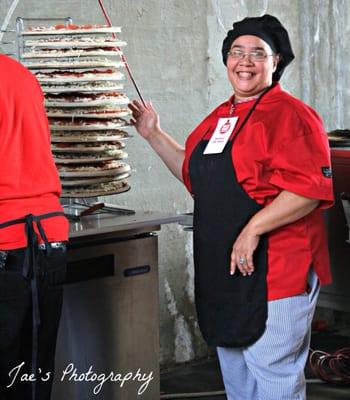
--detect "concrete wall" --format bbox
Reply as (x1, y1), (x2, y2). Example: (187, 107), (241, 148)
(1, 0), (349, 366)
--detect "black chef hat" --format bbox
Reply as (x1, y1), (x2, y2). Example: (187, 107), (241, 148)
(222, 14), (295, 81)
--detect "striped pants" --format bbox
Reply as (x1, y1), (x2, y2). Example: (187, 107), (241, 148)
(217, 270), (319, 400)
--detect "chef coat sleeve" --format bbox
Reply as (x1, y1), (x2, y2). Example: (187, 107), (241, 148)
(268, 115), (334, 209)
(182, 135), (193, 194)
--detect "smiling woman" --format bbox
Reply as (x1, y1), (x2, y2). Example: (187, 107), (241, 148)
(129, 14), (334, 400)
(225, 35), (279, 100)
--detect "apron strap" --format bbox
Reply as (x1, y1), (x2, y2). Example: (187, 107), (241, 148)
(0, 211), (65, 400)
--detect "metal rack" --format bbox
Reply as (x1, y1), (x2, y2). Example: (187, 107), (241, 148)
(15, 17), (73, 59)
(15, 17), (135, 218)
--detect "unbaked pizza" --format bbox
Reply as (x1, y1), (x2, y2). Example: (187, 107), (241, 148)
(51, 141), (126, 153)
(46, 106), (130, 119)
(57, 160), (131, 177)
(60, 172), (130, 187)
(35, 69), (124, 83)
(22, 21), (134, 198)
(25, 37), (126, 49)
(22, 47), (123, 59)
(60, 180), (130, 198)
(49, 117), (130, 130)
(51, 130), (131, 143)
(24, 58), (125, 69)
(53, 150), (127, 164)
(42, 81), (124, 94)
(22, 24), (122, 35)
(45, 92), (129, 107)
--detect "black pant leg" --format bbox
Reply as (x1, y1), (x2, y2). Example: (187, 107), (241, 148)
(36, 247), (67, 400)
(0, 249), (32, 399)
(0, 247), (66, 400)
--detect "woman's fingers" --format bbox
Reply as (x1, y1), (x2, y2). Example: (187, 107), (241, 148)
(230, 250), (256, 276)
(246, 253), (254, 272)
(230, 251), (236, 275)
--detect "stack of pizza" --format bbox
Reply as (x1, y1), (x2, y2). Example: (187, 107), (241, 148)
(21, 23), (132, 197)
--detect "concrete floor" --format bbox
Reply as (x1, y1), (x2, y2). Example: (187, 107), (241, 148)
(161, 358), (350, 399)
(160, 332), (350, 399)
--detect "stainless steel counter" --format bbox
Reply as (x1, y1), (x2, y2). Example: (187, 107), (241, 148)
(68, 211), (184, 240)
(52, 211), (182, 400)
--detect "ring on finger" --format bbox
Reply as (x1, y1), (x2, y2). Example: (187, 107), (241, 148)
(239, 256), (246, 265)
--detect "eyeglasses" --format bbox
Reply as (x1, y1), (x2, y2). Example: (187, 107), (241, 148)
(227, 49), (274, 62)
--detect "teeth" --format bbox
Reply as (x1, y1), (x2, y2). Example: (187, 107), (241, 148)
(238, 72), (253, 78)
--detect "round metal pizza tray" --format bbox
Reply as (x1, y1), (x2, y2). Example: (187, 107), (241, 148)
(45, 98), (129, 107)
(38, 75), (124, 84)
(47, 110), (130, 119)
(61, 172), (130, 186)
(50, 124), (131, 131)
(43, 84), (124, 94)
(24, 60), (125, 69)
(24, 40), (126, 49)
(58, 163), (131, 177)
(61, 182), (131, 198)
(54, 151), (127, 163)
(22, 50), (122, 59)
(52, 142), (125, 153)
(51, 132), (132, 143)
(21, 27), (122, 36)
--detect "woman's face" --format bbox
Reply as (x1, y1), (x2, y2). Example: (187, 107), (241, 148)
(226, 35), (279, 99)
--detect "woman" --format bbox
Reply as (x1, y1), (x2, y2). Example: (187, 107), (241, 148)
(129, 15), (333, 400)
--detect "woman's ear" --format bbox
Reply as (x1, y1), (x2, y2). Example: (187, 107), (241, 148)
(272, 54), (280, 72)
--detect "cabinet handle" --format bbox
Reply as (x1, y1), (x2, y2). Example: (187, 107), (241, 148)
(123, 265), (150, 277)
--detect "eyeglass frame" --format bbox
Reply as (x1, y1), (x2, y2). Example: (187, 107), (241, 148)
(226, 49), (278, 62)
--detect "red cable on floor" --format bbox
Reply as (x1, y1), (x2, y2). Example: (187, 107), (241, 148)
(308, 347), (350, 384)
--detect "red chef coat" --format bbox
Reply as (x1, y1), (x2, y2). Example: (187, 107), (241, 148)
(0, 54), (69, 249)
(182, 83), (334, 301)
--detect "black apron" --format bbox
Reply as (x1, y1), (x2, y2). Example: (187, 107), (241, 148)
(0, 211), (65, 400)
(188, 92), (270, 348)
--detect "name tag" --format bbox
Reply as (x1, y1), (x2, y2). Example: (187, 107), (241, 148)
(203, 117), (238, 154)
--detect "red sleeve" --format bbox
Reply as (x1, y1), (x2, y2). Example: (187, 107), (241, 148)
(269, 113), (334, 208)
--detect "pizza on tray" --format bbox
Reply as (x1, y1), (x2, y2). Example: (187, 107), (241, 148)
(51, 130), (131, 143)
(52, 141), (125, 153)
(24, 58), (124, 69)
(46, 106), (130, 119)
(42, 81), (124, 94)
(45, 92), (129, 107)
(53, 150), (127, 164)
(49, 117), (130, 130)
(25, 37), (126, 49)
(22, 47), (123, 59)
(57, 160), (131, 177)
(60, 172), (130, 187)
(35, 69), (124, 83)
(22, 24), (122, 35)
(61, 180), (130, 198)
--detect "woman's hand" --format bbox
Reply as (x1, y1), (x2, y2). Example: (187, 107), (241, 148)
(128, 100), (160, 140)
(229, 190), (320, 276)
(230, 226), (260, 276)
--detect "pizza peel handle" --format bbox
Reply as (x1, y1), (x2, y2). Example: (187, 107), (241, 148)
(79, 202), (104, 216)
(98, 0), (146, 107)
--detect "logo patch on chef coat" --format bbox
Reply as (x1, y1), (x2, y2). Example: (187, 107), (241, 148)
(321, 166), (332, 178)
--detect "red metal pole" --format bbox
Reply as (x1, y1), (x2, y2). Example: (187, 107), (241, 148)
(98, 0), (146, 106)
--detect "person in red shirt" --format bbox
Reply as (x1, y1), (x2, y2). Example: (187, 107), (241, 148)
(129, 15), (333, 400)
(0, 54), (69, 400)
